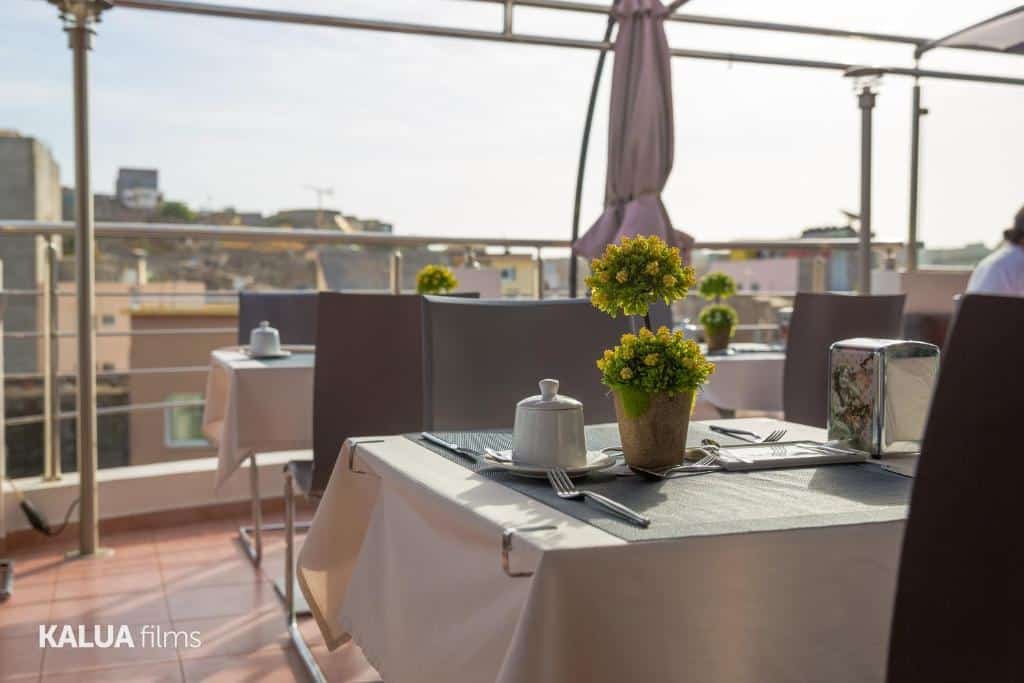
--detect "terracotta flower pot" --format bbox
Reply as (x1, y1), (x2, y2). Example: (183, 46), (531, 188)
(705, 326), (731, 353)
(613, 390), (693, 470)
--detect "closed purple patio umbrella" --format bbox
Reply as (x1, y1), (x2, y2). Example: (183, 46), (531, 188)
(573, 0), (694, 260)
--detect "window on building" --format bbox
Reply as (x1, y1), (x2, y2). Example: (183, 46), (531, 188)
(500, 267), (517, 281)
(164, 393), (208, 448)
(101, 314), (116, 326)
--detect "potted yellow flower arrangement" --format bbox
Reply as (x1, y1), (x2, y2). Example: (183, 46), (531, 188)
(697, 272), (738, 353)
(416, 264), (458, 295)
(586, 235), (714, 469)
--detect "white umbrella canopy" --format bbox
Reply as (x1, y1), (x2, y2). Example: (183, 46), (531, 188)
(921, 4), (1024, 54)
(573, 0), (695, 260)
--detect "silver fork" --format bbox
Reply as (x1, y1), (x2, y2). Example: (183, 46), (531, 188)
(546, 468), (651, 527)
(762, 429), (787, 443)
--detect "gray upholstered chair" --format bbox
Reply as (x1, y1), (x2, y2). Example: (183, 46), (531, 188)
(783, 293), (905, 427)
(283, 291), (476, 680)
(237, 291), (318, 346)
(887, 294), (1024, 682)
(421, 297), (633, 430)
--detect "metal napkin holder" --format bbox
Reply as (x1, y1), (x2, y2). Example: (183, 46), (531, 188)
(827, 338), (940, 457)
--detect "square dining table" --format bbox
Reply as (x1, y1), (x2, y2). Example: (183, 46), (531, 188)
(699, 343), (786, 415)
(297, 418), (912, 683)
(202, 346), (315, 569)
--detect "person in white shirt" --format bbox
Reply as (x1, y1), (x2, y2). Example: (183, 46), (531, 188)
(966, 205), (1024, 296)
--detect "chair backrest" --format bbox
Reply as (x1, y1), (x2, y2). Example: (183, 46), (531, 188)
(421, 297), (632, 430)
(886, 294), (1024, 682)
(783, 293), (905, 426)
(310, 291), (479, 495)
(237, 291), (318, 346)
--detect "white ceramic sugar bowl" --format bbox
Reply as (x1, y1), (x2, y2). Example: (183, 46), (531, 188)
(249, 321), (282, 357)
(512, 379), (587, 468)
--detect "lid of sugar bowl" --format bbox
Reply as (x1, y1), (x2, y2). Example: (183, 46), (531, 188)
(516, 379), (582, 412)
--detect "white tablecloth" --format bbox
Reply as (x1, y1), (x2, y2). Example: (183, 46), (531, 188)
(297, 419), (908, 683)
(701, 352), (785, 413)
(202, 348), (315, 488)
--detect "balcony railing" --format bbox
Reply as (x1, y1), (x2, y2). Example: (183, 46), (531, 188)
(0, 219), (905, 483)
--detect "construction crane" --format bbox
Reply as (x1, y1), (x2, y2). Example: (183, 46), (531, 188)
(304, 185), (334, 228)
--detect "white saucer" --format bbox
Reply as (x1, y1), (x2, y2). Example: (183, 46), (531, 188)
(482, 450), (617, 479)
(241, 346), (292, 360)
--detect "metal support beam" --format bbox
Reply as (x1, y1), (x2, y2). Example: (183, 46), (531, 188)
(857, 83), (877, 295)
(907, 76), (925, 272)
(113, 1), (1024, 86)
(53, 0), (112, 559)
(569, 5), (616, 298)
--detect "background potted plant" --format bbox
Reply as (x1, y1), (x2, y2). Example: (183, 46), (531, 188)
(587, 235), (714, 469)
(416, 264), (458, 295)
(698, 271), (738, 353)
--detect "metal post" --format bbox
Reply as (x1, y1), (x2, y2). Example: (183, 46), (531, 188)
(907, 74), (925, 272)
(569, 4), (617, 298)
(1, 267), (10, 599)
(857, 83), (877, 294)
(535, 248), (544, 299)
(502, 0), (513, 35)
(43, 236), (62, 481)
(57, 0), (112, 559)
(389, 250), (402, 294)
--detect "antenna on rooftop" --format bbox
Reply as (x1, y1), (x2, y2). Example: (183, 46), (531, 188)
(304, 185), (334, 228)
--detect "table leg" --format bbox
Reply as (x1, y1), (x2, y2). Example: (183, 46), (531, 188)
(238, 454), (264, 567)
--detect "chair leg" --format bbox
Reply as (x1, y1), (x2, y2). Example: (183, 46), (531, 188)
(0, 559), (13, 602)
(284, 470), (326, 683)
(285, 470), (295, 625)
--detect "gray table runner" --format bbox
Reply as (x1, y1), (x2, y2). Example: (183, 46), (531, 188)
(406, 426), (911, 542)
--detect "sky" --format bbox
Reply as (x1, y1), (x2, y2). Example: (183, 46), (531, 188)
(2, 0), (1023, 248)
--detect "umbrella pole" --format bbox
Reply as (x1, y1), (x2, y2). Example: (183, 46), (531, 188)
(569, 9), (617, 298)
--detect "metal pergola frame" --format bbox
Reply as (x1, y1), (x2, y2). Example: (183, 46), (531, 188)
(41, 0), (1024, 561)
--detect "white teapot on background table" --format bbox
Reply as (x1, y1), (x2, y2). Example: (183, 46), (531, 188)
(249, 320), (282, 357)
(512, 379), (588, 469)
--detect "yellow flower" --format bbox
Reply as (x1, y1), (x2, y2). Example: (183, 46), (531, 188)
(599, 271), (611, 283)
(662, 274), (676, 287)
(615, 269), (629, 284)
(643, 353), (660, 366)
(644, 260), (660, 275)
(638, 327), (654, 339)
(603, 349), (614, 360)
(620, 333), (637, 346)
(596, 359), (606, 370)
(619, 367), (634, 380)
